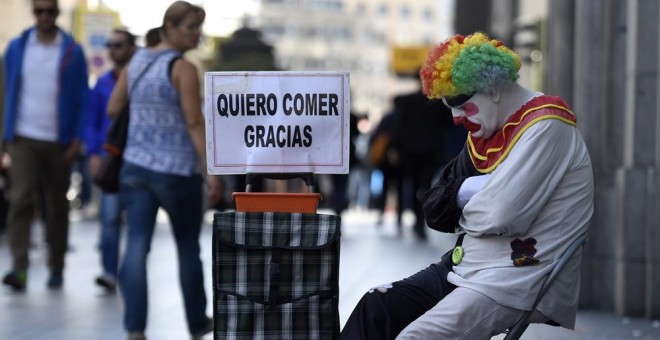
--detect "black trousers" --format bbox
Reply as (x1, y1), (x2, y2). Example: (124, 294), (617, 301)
(340, 250), (456, 340)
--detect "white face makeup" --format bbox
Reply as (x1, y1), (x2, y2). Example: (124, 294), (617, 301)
(444, 92), (500, 139)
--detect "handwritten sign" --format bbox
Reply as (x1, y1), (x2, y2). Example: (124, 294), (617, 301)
(204, 71), (350, 174)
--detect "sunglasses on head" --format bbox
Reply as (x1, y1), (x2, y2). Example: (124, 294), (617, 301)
(33, 8), (57, 16)
(105, 42), (126, 49)
(442, 92), (476, 109)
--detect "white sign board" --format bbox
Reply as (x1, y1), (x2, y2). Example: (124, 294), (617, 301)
(76, 11), (117, 80)
(204, 71), (350, 175)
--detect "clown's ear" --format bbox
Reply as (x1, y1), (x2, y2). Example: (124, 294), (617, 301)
(489, 88), (501, 103)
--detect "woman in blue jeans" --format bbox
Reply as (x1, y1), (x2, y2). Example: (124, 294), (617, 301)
(107, 2), (221, 339)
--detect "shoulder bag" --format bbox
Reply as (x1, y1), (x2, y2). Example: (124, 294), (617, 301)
(93, 51), (168, 192)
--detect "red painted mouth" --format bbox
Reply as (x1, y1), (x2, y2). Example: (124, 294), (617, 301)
(463, 120), (482, 133)
(453, 117), (481, 133)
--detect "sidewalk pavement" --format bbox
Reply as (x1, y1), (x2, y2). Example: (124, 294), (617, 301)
(0, 208), (658, 339)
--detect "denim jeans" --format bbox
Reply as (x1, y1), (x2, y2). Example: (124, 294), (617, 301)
(99, 192), (122, 278)
(118, 162), (208, 334)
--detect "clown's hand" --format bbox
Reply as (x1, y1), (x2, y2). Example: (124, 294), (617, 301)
(457, 174), (492, 208)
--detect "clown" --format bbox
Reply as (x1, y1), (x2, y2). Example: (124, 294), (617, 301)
(341, 32), (594, 339)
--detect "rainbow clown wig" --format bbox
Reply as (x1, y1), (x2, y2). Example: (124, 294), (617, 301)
(420, 32), (521, 99)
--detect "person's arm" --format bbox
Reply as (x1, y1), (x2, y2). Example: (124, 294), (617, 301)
(171, 58), (221, 206)
(107, 66), (129, 119)
(460, 120), (578, 237)
(73, 45), (89, 140)
(422, 144), (480, 233)
(1, 41), (15, 155)
(0, 53), (5, 149)
(83, 82), (105, 177)
(64, 45), (89, 165)
(83, 82), (105, 155)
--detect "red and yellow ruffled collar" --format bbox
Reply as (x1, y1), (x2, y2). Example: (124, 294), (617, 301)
(467, 95), (576, 173)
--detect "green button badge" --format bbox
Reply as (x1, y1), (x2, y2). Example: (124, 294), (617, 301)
(452, 246), (464, 265)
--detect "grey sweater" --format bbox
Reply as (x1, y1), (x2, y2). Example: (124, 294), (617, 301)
(448, 118), (594, 329)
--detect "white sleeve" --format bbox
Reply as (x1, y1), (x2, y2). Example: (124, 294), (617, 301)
(459, 120), (578, 236)
(456, 174), (492, 208)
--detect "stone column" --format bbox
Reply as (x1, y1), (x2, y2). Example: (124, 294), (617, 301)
(648, 169), (660, 318)
(619, 0), (660, 317)
(572, 0), (621, 311)
(490, 0), (517, 47)
(575, 0), (660, 316)
(544, 0), (574, 104)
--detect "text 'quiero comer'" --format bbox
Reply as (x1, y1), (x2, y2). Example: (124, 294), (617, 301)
(216, 92), (341, 148)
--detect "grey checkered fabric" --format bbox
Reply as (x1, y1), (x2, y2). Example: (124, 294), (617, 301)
(213, 212), (341, 340)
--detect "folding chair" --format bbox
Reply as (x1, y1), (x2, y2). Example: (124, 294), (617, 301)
(502, 232), (588, 340)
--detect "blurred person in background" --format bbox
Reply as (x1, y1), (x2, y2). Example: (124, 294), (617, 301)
(388, 73), (454, 241)
(145, 27), (162, 48)
(107, 1), (220, 339)
(84, 29), (136, 293)
(331, 112), (359, 215)
(1, 0), (88, 291)
(369, 108), (403, 229)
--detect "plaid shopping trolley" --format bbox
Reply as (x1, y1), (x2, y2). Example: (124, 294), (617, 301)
(213, 211), (341, 339)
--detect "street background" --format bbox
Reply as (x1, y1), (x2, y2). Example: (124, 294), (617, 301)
(1, 1), (659, 321)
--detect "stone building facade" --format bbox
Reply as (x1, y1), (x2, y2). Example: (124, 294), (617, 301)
(544, 0), (660, 318)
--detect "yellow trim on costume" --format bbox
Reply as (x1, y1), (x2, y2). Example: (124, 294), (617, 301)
(472, 115), (576, 173)
(467, 103), (576, 174)
(467, 139), (487, 161)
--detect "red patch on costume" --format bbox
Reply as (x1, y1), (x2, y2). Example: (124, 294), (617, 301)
(510, 238), (540, 267)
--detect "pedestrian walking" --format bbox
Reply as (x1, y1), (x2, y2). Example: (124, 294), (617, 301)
(331, 112), (360, 214)
(144, 27), (162, 48)
(106, 1), (220, 339)
(388, 74), (454, 240)
(369, 109), (404, 228)
(84, 28), (136, 293)
(1, 0), (89, 291)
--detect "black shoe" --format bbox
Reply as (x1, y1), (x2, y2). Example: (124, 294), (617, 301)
(2, 271), (27, 291)
(95, 275), (117, 292)
(192, 318), (213, 339)
(47, 272), (63, 289)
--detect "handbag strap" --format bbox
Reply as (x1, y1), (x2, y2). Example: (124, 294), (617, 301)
(127, 49), (175, 97)
(103, 50), (173, 153)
